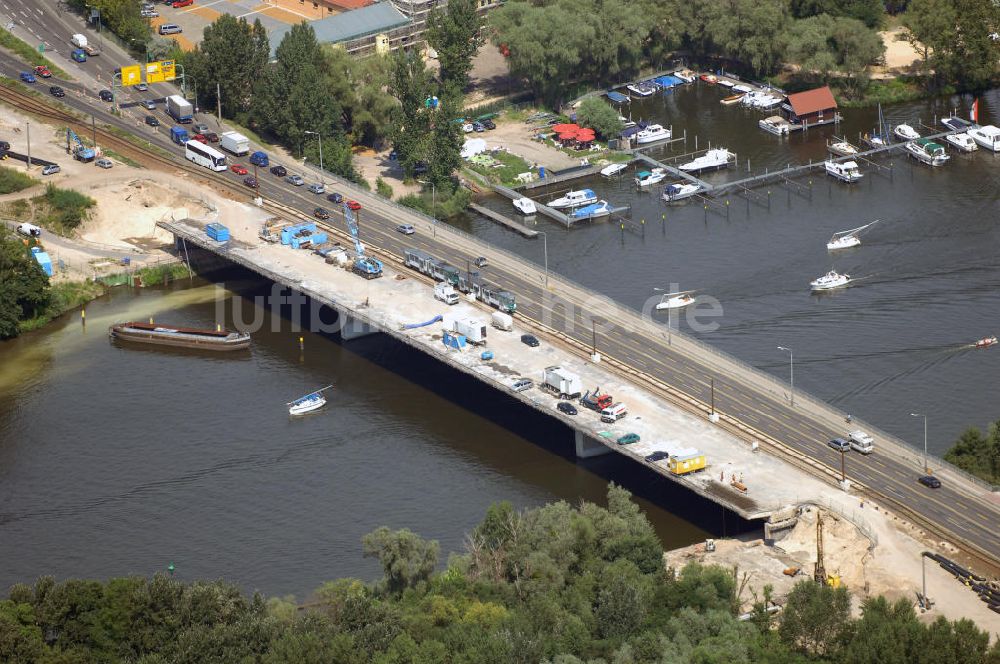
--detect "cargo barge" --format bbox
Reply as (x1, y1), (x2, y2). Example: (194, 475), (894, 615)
(109, 321), (251, 351)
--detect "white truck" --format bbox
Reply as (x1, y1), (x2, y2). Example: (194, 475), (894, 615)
(600, 402), (628, 423)
(541, 365), (583, 399)
(848, 430), (874, 454)
(434, 282), (459, 305)
(491, 311), (513, 331)
(219, 131), (250, 156)
(71, 34), (100, 56)
(449, 317), (487, 345)
(166, 95), (194, 123)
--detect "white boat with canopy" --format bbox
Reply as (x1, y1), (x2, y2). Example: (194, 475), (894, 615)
(826, 220), (878, 251)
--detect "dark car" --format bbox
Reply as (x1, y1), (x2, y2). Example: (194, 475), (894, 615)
(645, 451), (669, 462)
(0, 141), (10, 151)
(144, 115), (160, 127)
(18, 71), (36, 83)
(828, 438), (851, 452)
(326, 192), (343, 204)
(482, 118), (496, 130)
(98, 89), (114, 102)
(269, 164), (287, 177)
(49, 86), (65, 97)
(918, 475), (942, 489)
(313, 207), (330, 220)
(473, 256), (488, 268)
(557, 402), (578, 416)
(243, 176), (258, 189)
(521, 334), (539, 347)
(204, 132), (219, 143)
(346, 200), (362, 211)
(388, 149), (398, 160)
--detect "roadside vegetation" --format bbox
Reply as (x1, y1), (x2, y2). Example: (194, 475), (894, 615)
(944, 422), (1000, 485)
(0, 185), (95, 235)
(0, 165), (36, 195)
(137, 261), (189, 286)
(17, 278), (105, 333)
(1, 485), (997, 661)
(0, 28), (69, 78)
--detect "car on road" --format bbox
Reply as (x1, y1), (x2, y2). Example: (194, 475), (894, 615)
(144, 115), (159, 127)
(645, 451), (669, 462)
(326, 192), (343, 204)
(313, 207), (330, 220)
(521, 334), (539, 347)
(71, 50), (87, 63)
(557, 401), (578, 415)
(918, 475), (942, 489)
(617, 433), (641, 445)
(136, 83), (148, 92)
(49, 86), (65, 97)
(286, 174), (304, 186)
(848, 430), (874, 454)
(98, 89), (113, 102)
(0, 141), (11, 151)
(171, 0), (193, 7)
(33, 65), (51, 78)
(346, 199), (362, 211)
(142, 99), (156, 110)
(243, 176), (258, 189)
(96, 158), (113, 169)
(19, 72), (36, 83)
(16, 223), (41, 237)
(269, 164), (287, 177)
(396, 224), (415, 235)
(230, 163), (248, 175)
(158, 24), (182, 35)
(190, 134), (208, 144)
(307, 182), (325, 194)
(473, 256), (488, 268)
(204, 132), (219, 143)
(511, 378), (533, 392)
(42, 164), (61, 176)
(827, 438), (851, 452)
(193, 123), (209, 134)
(140, 9), (159, 17)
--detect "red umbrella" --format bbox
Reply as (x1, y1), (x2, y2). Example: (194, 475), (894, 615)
(552, 123), (579, 133)
(575, 129), (596, 139)
(557, 132), (577, 141)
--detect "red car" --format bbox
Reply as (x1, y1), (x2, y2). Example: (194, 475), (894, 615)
(172, 0), (193, 7)
(34, 65), (51, 78)
(346, 200), (362, 211)
(191, 134), (208, 144)
(230, 163), (248, 175)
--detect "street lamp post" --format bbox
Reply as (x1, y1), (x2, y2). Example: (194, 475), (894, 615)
(911, 412), (928, 473)
(777, 346), (794, 406)
(304, 130), (323, 184)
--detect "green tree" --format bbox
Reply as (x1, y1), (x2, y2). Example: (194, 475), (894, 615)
(595, 559), (650, 640)
(904, 0), (1000, 90)
(576, 97), (624, 139)
(362, 527), (439, 596)
(388, 51), (435, 178)
(184, 14), (269, 120)
(790, 0), (886, 28)
(426, 0), (484, 95)
(943, 422), (1000, 483)
(778, 580), (851, 657)
(326, 50), (397, 148)
(785, 15), (884, 95)
(0, 227), (50, 339)
(699, 0), (791, 76)
(67, 0), (149, 44)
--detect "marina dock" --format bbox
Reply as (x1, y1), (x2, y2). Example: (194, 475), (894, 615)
(518, 163), (606, 190)
(631, 152), (714, 190)
(492, 184), (573, 227)
(468, 203), (539, 238)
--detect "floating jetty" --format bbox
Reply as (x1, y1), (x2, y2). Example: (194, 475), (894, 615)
(468, 203), (538, 238)
(492, 185), (572, 226)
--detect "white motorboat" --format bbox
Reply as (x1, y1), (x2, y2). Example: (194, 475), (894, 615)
(904, 139), (950, 166)
(810, 271), (851, 291)
(741, 91), (781, 109)
(601, 162), (628, 177)
(626, 82), (656, 97)
(635, 168), (667, 187)
(635, 123), (671, 144)
(944, 132), (977, 152)
(673, 70), (696, 84)
(826, 221), (878, 251)
(828, 141), (858, 156)
(759, 116), (790, 136)
(975, 336), (998, 349)
(288, 385), (332, 416)
(717, 79), (735, 88)
(969, 124), (1000, 151)
(570, 200), (612, 219)
(513, 197), (537, 215)
(662, 182), (702, 202)
(824, 160), (863, 183)
(732, 84), (753, 93)
(549, 188), (597, 209)
(894, 123), (920, 140)
(679, 148), (733, 172)
(655, 290), (696, 310)
(720, 93), (744, 105)
(941, 115), (974, 132)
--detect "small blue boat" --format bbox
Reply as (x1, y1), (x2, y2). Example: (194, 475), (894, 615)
(607, 91), (629, 103)
(570, 200), (612, 219)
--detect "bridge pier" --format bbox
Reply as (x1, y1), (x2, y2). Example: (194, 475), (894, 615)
(339, 310), (379, 340)
(575, 430), (612, 459)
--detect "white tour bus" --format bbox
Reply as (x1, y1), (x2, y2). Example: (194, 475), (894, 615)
(185, 140), (227, 171)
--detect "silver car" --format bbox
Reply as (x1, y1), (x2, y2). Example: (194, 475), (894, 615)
(42, 164), (60, 175)
(96, 158), (113, 169)
(307, 182), (325, 194)
(286, 174), (304, 186)
(511, 378), (533, 392)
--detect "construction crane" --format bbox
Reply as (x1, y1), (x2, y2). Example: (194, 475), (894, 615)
(342, 203), (382, 279)
(66, 128), (95, 162)
(814, 513), (841, 588)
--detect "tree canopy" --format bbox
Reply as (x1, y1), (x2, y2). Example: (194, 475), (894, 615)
(944, 421), (1000, 484)
(0, 227), (50, 339)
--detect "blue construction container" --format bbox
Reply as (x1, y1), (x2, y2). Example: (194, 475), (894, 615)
(205, 222), (230, 242)
(280, 222), (317, 245)
(31, 247), (52, 276)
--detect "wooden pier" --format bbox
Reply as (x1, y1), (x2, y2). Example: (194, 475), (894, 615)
(492, 184), (572, 227)
(468, 203), (539, 238)
(518, 163), (606, 190)
(631, 153), (714, 190)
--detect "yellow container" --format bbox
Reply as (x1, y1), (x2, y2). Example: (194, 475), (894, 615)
(668, 452), (706, 475)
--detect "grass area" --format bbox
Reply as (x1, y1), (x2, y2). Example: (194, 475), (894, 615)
(0, 28), (70, 79)
(466, 149), (533, 187)
(398, 186), (472, 219)
(836, 77), (945, 108)
(102, 149), (142, 168)
(0, 185), (96, 235)
(0, 165), (37, 194)
(103, 124), (173, 160)
(18, 279), (105, 332)
(137, 262), (189, 285)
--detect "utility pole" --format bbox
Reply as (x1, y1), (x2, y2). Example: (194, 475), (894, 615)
(216, 82), (222, 123)
(26, 122), (31, 168)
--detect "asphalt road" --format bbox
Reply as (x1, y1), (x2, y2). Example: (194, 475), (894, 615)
(1, 43), (997, 569)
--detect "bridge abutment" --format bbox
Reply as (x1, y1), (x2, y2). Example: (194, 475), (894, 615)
(575, 430), (612, 459)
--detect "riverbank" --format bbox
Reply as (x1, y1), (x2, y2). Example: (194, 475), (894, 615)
(17, 278), (105, 333)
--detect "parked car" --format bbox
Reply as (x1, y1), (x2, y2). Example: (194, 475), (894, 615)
(193, 123), (208, 134)
(33, 65), (51, 78)
(49, 86), (65, 97)
(243, 176), (258, 189)
(16, 223), (41, 237)
(617, 433), (641, 445)
(396, 224), (415, 235)
(472, 121), (485, 132)
(307, 182), (325, 194)
(918, 475), (941, 489)
(313, 207), (330, 220)
(645, 451), (669, 462)
(511, 378), (533, 392)
(140, 9), (159, 17)
(98, 89), (113, 102)
(557, 402), (578, 416)
(521, 334), (539, 347)
(190, 134), (208, 144)
(230, 163), (248, 175)
(144, 115), (160, 127)
(171, 0), (193, 7)
(136, 83), (148, 92)
(204, 132), (219, 143)
(388, 149), (398, 160)
(158, 24), (182, 35)
(482, 118), (496, 130)
(269, 164), (287, 177)
(96, 158), (113, 169)
(346, 199), (362, 211)
(461, 123), (474, 133)
(326, 192), (343, 204)
(42, 164), (61, 175)
(19, 72), (36, 83)
(142, 99), (156, 110)
(0, 141), (12, 151)
(473, 256), (488, 268)
(286, 174), (304, 186)
(828, 438), (851, 453)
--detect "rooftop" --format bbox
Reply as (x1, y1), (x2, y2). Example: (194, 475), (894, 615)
(786, 85), (837, 116)
(268, 2), (411, 57)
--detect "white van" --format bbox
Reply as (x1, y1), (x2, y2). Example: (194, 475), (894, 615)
(16, 223), (41, 237)
(848, 430), (874, 454)
(491, 311), (513, 331)
(600, 403), (627, 423)
(434, 282), (458, 305)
